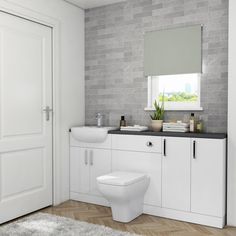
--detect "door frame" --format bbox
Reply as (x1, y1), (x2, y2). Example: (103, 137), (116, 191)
(0, 0), (62, 205)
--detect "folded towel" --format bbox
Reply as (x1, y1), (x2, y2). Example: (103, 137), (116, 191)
(120, 125), (149, 132)
(163, 122), (189, 128)
(163, 127), (189, 133)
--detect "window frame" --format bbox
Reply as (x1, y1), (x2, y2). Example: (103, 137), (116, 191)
(145, 74), (203, 111)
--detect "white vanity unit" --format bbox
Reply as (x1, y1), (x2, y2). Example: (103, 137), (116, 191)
(70, 129), (226, 228)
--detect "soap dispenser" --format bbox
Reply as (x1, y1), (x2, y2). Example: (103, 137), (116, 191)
(196, 116), (204, 133)
(189, 113), (196, 133)
(120, 116), (126, 127)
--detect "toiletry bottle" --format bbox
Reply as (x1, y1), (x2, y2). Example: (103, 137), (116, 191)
(120, 116), (126, 127)
(96, 113), (103, 127)
(196, 116), (203, 133)
(189, 113), (195, 133)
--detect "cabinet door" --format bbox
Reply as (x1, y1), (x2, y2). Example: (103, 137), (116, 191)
(70, 147), (90, 194)
(162, 137), (191, 211)
(112, 150), (162, 207)
(90, 149), (112, 196)
(191, 138), (226, 217)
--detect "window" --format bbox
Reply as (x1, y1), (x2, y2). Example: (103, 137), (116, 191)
(146, 73), (202, 111)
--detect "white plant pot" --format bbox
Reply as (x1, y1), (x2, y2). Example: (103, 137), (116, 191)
(151, 120), (163, 132)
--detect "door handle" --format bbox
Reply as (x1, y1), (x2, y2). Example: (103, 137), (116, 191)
(163, 139), (166, 156)
(43, 106), (53, 121)
(89, 150), (93, 166)
(193, 140), (196, 159)
(84, 150), (88, 165)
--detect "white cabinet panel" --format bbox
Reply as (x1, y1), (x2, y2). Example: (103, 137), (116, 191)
(112, 150), (162, 207)
(112, 135), (162, 153)
(162, 137), (191, 212)
(90, 149), (112, 196)
(191, 138), (226, 217)
(70, 147), (90, 194)
(70, 147), (111, 196)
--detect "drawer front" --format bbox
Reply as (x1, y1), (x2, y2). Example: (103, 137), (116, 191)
(70, 134), (112, 149)
(112, 134), (162, 153)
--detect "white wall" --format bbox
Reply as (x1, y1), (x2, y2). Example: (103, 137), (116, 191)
(0, 0), (85, 203)
(228, 0), (236, 226)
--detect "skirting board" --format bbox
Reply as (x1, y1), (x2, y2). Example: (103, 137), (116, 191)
(70, 192), (225, 229)
(70, 192), (110, 207)
(144, 205), (225, 229)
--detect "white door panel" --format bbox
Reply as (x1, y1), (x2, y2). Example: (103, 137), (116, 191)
(0, 12), (52, 223)
(191, 138), (226, 217)
(162, 137), (191, 212)
(70, 147), (90, 194)
(90, 149), (111, 196)
(112, 150), (162, 207)
(1, 30), (43, 137)
(1, 148), (44, 199)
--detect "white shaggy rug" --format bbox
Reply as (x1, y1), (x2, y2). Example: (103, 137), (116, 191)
(0, 213), (140, 236)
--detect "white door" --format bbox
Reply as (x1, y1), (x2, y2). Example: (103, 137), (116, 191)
(0, 12), (53, 223)
(191, 138), (226, 217)
(70, 147), (90, 194)
(162, 137), (191, 211)
(90, 148), (111, 196)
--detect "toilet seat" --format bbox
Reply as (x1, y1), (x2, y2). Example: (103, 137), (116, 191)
(97, 171), (147, 186)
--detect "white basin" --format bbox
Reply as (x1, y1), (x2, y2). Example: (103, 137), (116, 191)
(71, 126), (117, 143)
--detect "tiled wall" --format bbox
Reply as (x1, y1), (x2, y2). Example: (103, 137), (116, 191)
(85, 0), (228, 132)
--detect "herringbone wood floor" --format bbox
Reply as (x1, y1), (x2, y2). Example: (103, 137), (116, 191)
(41, 200), (236, 236)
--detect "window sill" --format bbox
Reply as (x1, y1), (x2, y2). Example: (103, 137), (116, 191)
(144, 107), (203, 111)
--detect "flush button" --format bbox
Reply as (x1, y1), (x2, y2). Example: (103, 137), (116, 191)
(146, 141), (153, 147)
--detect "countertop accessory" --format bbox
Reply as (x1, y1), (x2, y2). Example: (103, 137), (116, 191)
(96, 113), (103, 127)
(196, 116), (203, 133)
(150, 99), (164, 132)
(190, 113), (196, 133)
(163, 121), (190, 133)
(120, 116), (126, 127)
(120, 125), (149, 132)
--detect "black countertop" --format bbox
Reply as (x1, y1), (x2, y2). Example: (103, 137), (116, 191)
(108, 130), (227, 139)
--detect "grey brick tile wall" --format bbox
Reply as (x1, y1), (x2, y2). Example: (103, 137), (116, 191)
(85, 0), (228, 133)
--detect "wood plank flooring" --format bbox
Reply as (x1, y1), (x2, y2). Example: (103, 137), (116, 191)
(41, 201), (236, 236)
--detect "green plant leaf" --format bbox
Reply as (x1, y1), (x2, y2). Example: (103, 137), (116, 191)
(150, 98), (165, 120)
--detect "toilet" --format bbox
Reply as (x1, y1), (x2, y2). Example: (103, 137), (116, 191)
(97, 171), (150, 223)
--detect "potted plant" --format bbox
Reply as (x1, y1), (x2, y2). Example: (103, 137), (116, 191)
(150, 99), (164, 132)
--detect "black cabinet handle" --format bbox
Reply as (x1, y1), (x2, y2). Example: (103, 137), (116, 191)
(164, 139), (166, 156)
(193, 140), (196, 159)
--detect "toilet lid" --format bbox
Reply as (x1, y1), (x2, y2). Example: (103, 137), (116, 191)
(97, 171), (147, 186)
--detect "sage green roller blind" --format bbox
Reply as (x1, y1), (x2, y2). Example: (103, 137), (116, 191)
(144, 25), (202, 76)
